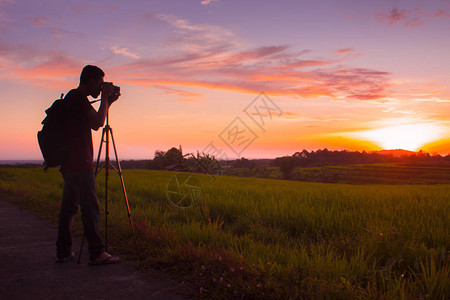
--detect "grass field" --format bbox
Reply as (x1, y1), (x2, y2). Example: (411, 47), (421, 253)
(0, 167), (448, 299)
(224, 163), (450, 185)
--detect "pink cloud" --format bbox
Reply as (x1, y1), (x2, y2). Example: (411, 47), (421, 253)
(335, 48), (355, 55)
(375, 7), (423, 28)
(375, 6), (450, 28)
(12, 51), (82, 88)
(228, 45), (290, 61)
(201, 0), (219, 6)
(31, 17), (48, 26)
(1, 12), (392, 102)
(112, 46), (391, 101)
(147, 84), (204, 102)
(2, 32), (391, 101)
(433, 9), (450, 18)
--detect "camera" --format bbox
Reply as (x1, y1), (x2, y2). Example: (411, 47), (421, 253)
(103, 82), (120, 103)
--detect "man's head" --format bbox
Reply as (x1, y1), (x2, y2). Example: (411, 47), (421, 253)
(79, 65), (105, 98)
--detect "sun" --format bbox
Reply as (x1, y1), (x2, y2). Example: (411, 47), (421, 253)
(353, 123), (444, 151)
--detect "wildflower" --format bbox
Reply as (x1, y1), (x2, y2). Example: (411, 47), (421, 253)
(201, 265), (206, 270)
(227, 284), (231, 288)
(230, 268), (235, 272)
(257, 283), (262, 288)
(218, 256), (222, 261)
(220, 277), (223, 283)
(240, 266), (243, 271)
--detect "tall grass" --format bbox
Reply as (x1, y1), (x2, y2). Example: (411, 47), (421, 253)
(0, 167), (448, 299)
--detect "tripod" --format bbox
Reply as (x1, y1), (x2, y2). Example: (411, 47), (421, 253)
(78, 110), (140, 263)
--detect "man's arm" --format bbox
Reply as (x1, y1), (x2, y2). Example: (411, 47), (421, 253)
(86, 99), (109, 131)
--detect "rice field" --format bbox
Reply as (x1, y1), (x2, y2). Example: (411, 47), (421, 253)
(0, 167), (448, 299)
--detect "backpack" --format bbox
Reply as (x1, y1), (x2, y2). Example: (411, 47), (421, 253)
(37, 93), (69, 170)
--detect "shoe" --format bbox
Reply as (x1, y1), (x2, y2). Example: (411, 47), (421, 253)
(56, 251), (76, 263)
(89, 252), (120, 266)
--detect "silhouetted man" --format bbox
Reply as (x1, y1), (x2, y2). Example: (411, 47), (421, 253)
(56, 65), (120, 265)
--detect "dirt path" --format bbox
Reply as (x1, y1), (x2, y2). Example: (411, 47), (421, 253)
(0, 196), (191, 300)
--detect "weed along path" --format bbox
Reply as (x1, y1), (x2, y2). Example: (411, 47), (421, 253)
(0, 195), (189, 300)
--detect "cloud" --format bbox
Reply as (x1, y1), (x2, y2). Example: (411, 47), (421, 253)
(10, 50), (81, 88)
(155, 13), (238, 52)
(226, 45), (291, 62)
(376, 7), (409, 26)
(105, 12), (392, 101)
(30, 17), (48, 26)
(51, 28), (84, 39)
(0, 10), (11, 26)
(112, 46), (391, 101)
(18, 52), (80, 77)
(280, 112), (349, 122)
(111, 46), (140, 59)
(1, 13), (391, 101)
(335, 48), (355, 55)
(70, 3), (92, 15)
(201, 0), (219, 6)
(0, 0), (14, 5)
(412, 97), (450, 103)
(432, 9), (450, 18)
(153, 85), (204, 102)
(107, 14), (388, 101)
(375, 7), (424, 28)
(382, 106), (417, 115)
(375, 6), (450, 28)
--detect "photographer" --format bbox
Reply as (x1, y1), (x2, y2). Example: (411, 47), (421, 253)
(56, 65), (120, 265)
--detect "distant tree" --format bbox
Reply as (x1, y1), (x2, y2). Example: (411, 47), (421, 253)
(274, 148), (450, 168)
(187, 151), (222, 174)
(147, 150), (166, 169)
(273, 156), (297, 179)
(148, 146), (188, 170)
(165, 147), (185, 167)
(254, 166), (272, 178)
(293, 150), (309, 166)
(234, 157), (255, 169)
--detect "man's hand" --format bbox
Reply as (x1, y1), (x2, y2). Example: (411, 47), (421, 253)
(101, 82), (120, 105)
(108, 89), (121, 105)
(101, 82), (114, 103)
(87, 82), (116, 130)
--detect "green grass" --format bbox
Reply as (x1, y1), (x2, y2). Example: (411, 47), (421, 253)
(0, 167), (449, 299)
(225, 163), (450, 185)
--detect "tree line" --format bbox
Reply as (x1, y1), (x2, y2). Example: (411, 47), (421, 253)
(145, 146), (449, 179)
(273, 149), (450, 179)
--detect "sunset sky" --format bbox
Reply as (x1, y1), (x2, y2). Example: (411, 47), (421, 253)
(1, 0), (449, 160)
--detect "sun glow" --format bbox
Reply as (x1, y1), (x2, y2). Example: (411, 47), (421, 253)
(352, 123), (444, 151)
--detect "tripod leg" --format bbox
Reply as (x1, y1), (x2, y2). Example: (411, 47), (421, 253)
(104, 126), (111, 251)
(77, 233), (84, 264)
(94, 127), (107, 176)
(109, 127), (141, 260)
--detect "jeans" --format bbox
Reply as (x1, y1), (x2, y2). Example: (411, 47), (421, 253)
(56, 170), (105, 261)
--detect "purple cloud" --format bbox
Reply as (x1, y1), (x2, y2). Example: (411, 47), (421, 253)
(375, 6), (450, 28)
(111, 44), (391, 101)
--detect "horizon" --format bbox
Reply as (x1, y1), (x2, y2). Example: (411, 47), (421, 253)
(1, 148), (448, 163)
(1, 0), (449, 160)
